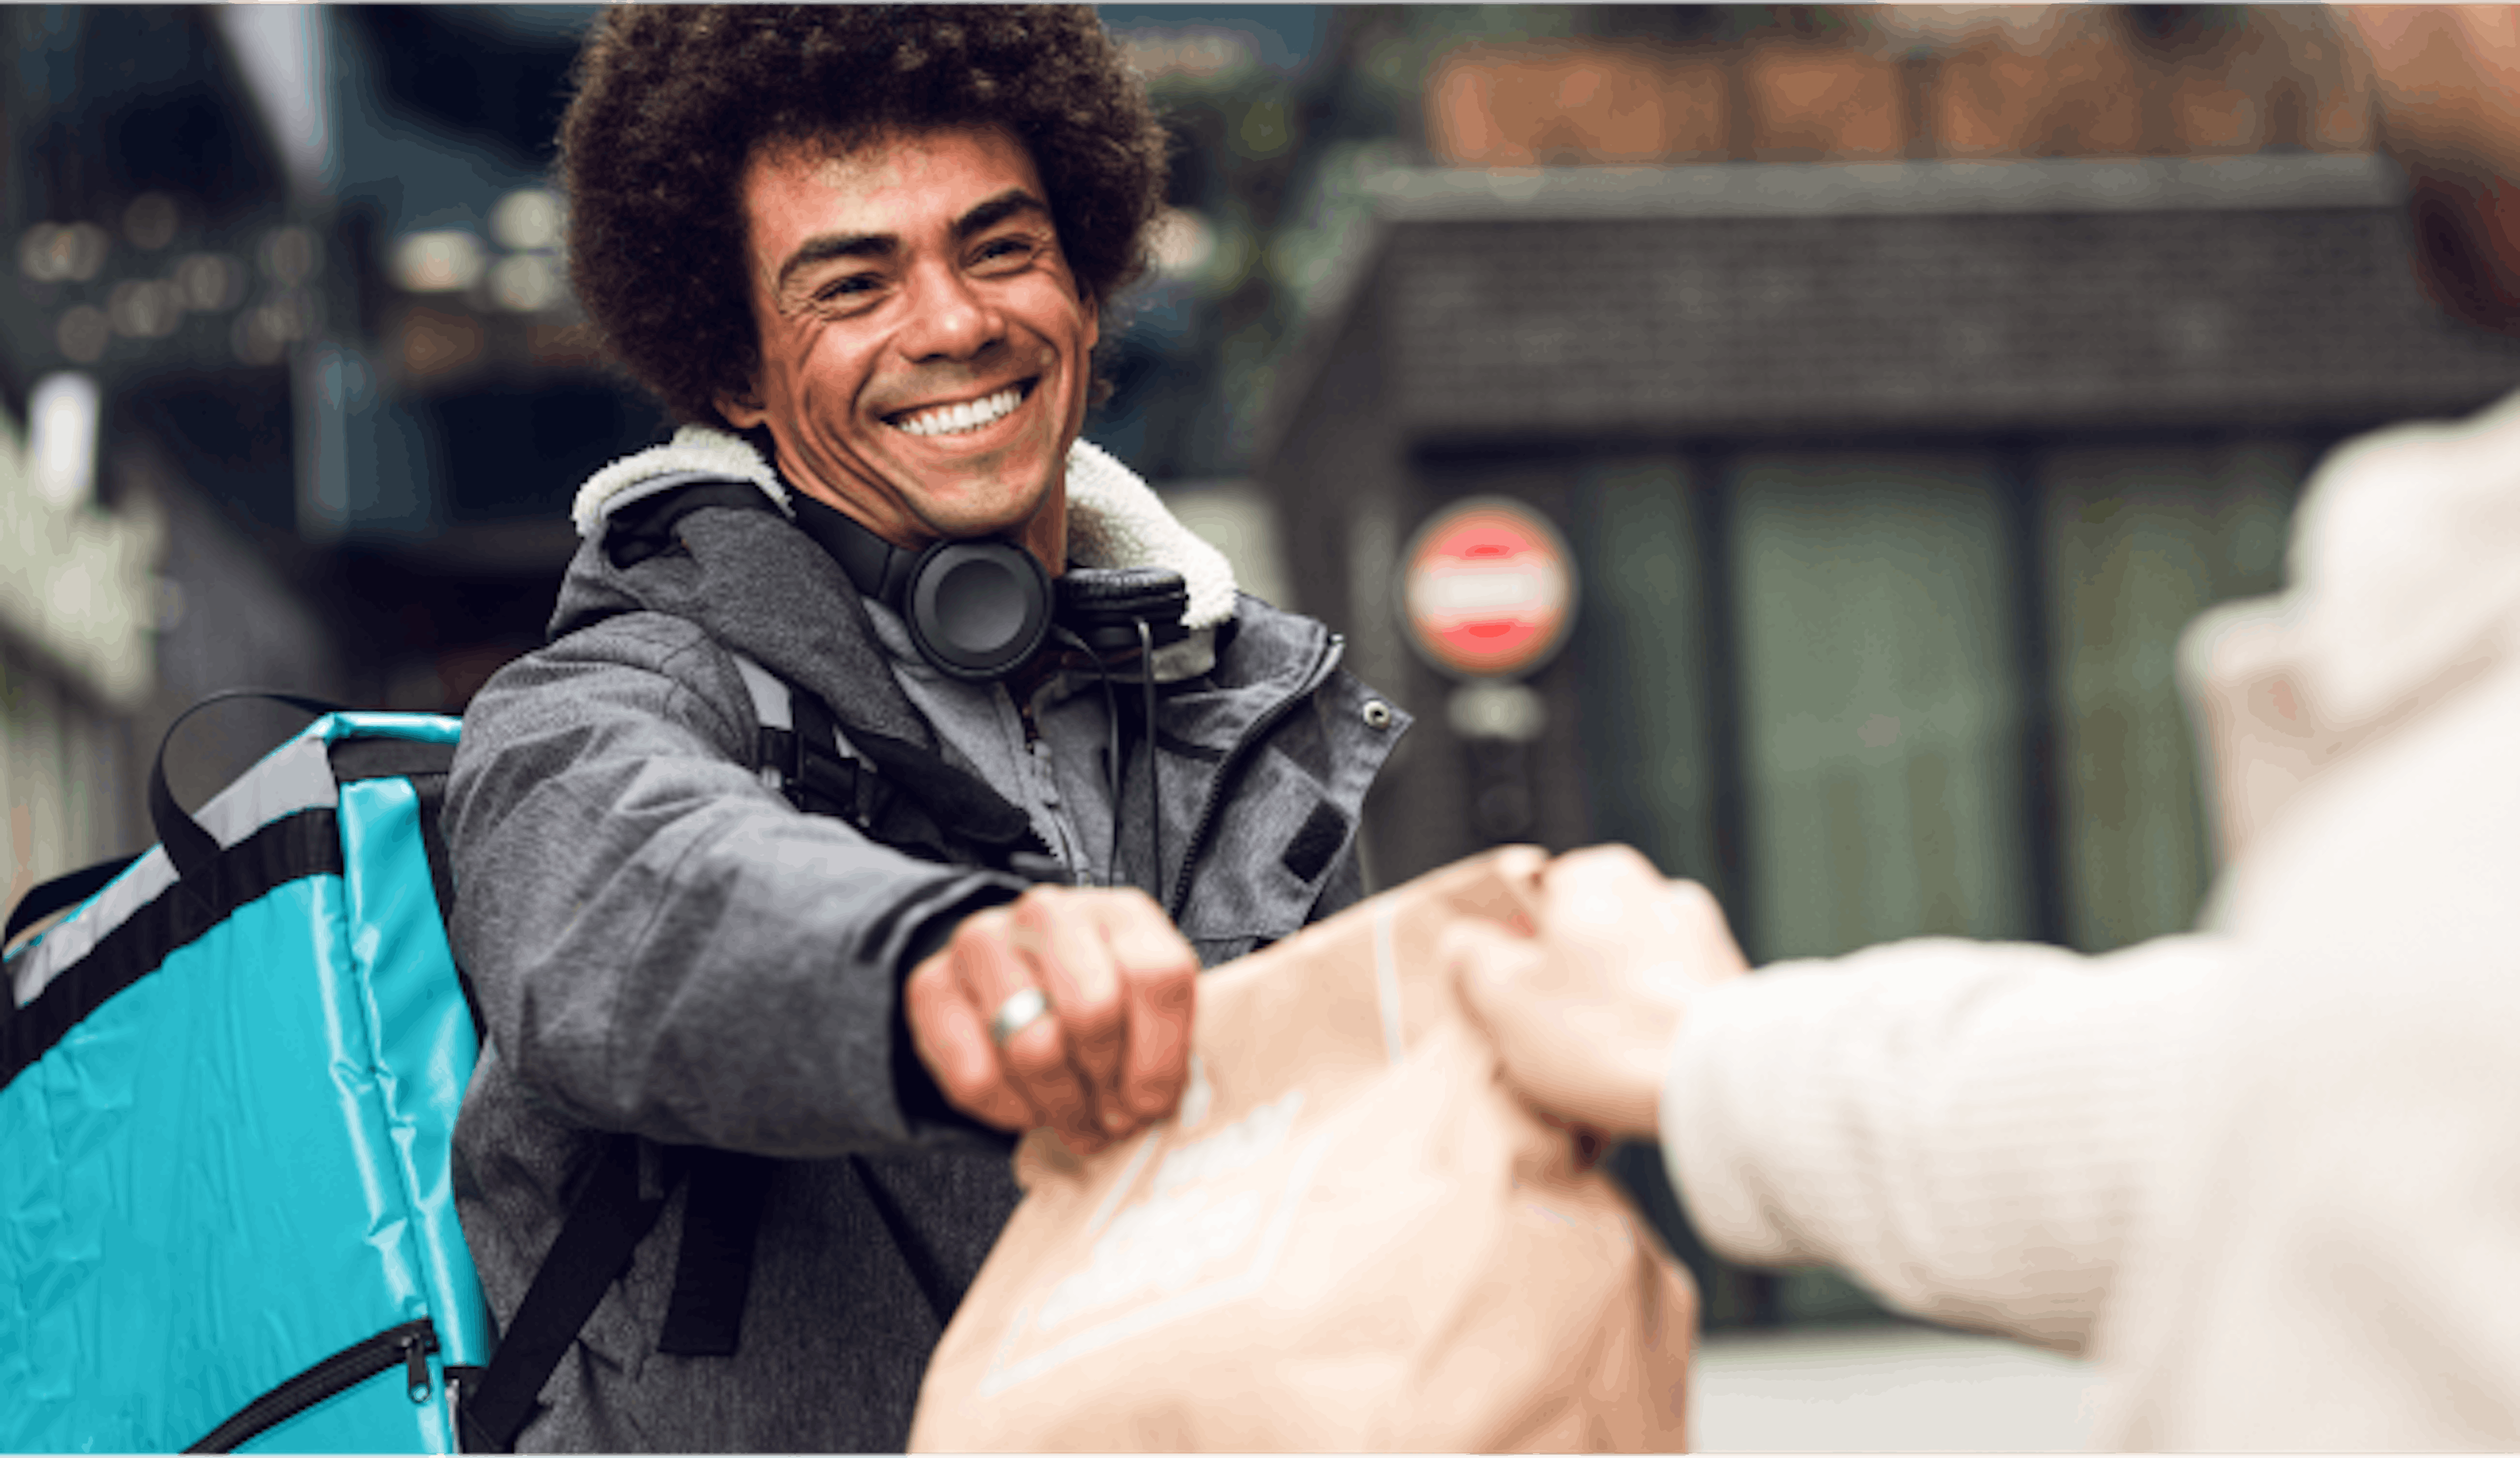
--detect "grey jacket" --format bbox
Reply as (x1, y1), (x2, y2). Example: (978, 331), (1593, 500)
(443, 478), (1406, 1451)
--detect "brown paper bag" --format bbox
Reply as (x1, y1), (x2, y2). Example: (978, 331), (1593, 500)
(908, 849), (1697, 1451)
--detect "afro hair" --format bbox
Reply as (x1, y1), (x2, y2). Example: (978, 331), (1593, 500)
(558, 5), (1171, 428)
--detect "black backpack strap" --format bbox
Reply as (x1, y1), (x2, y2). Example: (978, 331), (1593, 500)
(327, 736), (484, 1048)
(783, 679), (876, 824)
(845, 1155), (955, 1334)
(656, 1149), (775, 1357)
(725, 647), (868, 824)
(462, 1136), (677, 1453)
(600, 476), (781, 570)
(149, 689), (346, 899)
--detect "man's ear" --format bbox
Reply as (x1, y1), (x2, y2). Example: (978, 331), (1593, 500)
(716, 379), (768, 431)
(1080, 287), (1100, 352)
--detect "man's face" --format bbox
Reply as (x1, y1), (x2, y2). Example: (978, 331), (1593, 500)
(719, 125), (1099, 569)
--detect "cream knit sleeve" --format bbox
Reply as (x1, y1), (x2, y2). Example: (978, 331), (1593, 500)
(1658, 932), (2221, 1354)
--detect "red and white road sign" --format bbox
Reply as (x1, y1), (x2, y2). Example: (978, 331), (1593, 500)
(1396, 497), (1578, 679)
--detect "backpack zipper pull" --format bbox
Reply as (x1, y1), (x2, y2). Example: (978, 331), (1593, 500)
(402, 1331), (432, 1404)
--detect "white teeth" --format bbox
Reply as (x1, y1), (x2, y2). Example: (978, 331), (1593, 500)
(892, 386), (1022, 437)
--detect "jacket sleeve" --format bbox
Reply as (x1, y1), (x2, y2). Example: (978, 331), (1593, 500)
(1658, 932), (2221, 1354)
(444, 611), (1023, 1158)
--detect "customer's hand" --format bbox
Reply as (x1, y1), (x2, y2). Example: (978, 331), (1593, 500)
(1447, 845), (1748, 1140)
(904, 884), (1198, 1155)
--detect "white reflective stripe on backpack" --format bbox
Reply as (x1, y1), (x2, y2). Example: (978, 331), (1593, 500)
(724, 647), (860, 789)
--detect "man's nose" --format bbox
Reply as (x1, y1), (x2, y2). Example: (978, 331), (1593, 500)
(897, 262), (1003, 362)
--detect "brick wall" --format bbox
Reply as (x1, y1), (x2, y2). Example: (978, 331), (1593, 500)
(1363, 163), (2520, 442)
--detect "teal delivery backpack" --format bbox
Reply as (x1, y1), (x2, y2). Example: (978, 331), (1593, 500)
(5, 662), (859, 1453)
(1, 695), (488, 1452)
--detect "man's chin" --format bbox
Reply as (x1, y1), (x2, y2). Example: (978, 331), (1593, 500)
(901, 484), (1061, 549)
(870, 441), (1062, 536)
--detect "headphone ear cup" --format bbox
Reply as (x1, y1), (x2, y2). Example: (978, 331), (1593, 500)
(904, 540), (1055, 681)
(1057, 567), (1191, 656)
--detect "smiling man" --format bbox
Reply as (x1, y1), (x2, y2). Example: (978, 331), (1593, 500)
(439, 9), (1408, 1451)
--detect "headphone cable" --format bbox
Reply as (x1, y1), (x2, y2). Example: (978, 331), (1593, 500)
(1136, 616), (1162, 912)
(1048, 624), (1125, 891)
(1043, 619), (1166, 905)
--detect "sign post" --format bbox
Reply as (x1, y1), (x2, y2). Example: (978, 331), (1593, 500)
(1395, 498), (1580, 842)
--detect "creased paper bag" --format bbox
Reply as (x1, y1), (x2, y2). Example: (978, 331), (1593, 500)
(908, 849), (1696, 1451)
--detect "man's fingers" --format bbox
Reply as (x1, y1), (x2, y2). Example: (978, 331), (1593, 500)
(903, 953), (1032, 1130)
(994, 1012), (1108, 1154)
(1110, 924), (1197, 1121)
(910, 889), (1205, 1154)
(1097, 891), (1198, 1120)
(1015, 889), (1130, 1128)
(946, 911), (1110, 1153)
(931, 911), (1098, 1151)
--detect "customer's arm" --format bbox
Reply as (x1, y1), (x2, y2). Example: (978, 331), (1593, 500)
(1662, 930), (2214, 1353)
(1451, 846), (2216, 1354)
(447, 611), (1192, 1159)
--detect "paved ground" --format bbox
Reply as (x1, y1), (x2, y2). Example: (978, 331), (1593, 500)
(1691, 1322), (2103, 1453)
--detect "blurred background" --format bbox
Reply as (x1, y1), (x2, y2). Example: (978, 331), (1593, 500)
(7, 5), (2518, 1447)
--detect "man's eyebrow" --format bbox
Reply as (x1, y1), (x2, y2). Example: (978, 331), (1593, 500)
(774, 231), (896, 297)
(954, 188), (1051, 240)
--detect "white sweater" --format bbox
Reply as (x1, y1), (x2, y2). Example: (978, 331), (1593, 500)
(1660, 391), (2520, 1449)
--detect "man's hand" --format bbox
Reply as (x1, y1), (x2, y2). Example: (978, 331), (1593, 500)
(903, 884), (1198, 1155)
(1446, 845), (1749, 1140)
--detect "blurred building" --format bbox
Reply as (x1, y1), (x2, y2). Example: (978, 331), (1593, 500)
(1265, 152), (2520, 946)
(1247, 5), (2520, 1326)
(4, 6), (341, 891)
(2, 6), (673, 893)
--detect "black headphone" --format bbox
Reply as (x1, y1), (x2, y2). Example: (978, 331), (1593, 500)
(782, 488), (1191, 896)
(785, 486), (1188, 683)
(602, 473), (1197, 893)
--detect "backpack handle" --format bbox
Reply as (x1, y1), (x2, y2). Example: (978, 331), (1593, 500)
(6, 690), (346, 951)
(148, 689), (346, 888)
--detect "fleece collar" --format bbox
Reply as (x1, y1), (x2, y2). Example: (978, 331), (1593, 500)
(571, 425), (1240, 630)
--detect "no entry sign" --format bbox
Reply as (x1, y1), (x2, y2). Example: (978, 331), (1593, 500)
(1396, 497), (1578, 679)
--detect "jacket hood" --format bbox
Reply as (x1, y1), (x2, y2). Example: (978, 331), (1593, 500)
(569, 425), (1240, 630)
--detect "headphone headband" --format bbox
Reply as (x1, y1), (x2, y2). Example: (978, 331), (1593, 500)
(788, 489), (919, 605)
(784, 489), (1051, 681)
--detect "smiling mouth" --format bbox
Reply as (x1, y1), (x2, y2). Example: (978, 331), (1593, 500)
(886, 379), (1036, 439)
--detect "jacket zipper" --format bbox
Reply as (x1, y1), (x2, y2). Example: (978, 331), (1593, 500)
(188, 1318), (438, 1453)
(1164, 632), (1345, 920)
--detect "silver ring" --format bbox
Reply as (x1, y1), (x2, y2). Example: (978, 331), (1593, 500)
(988, 986), (1051, 1046)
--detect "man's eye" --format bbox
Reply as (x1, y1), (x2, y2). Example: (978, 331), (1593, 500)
(973, 238), (1036, 267)
(812, 274), (879, 304)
